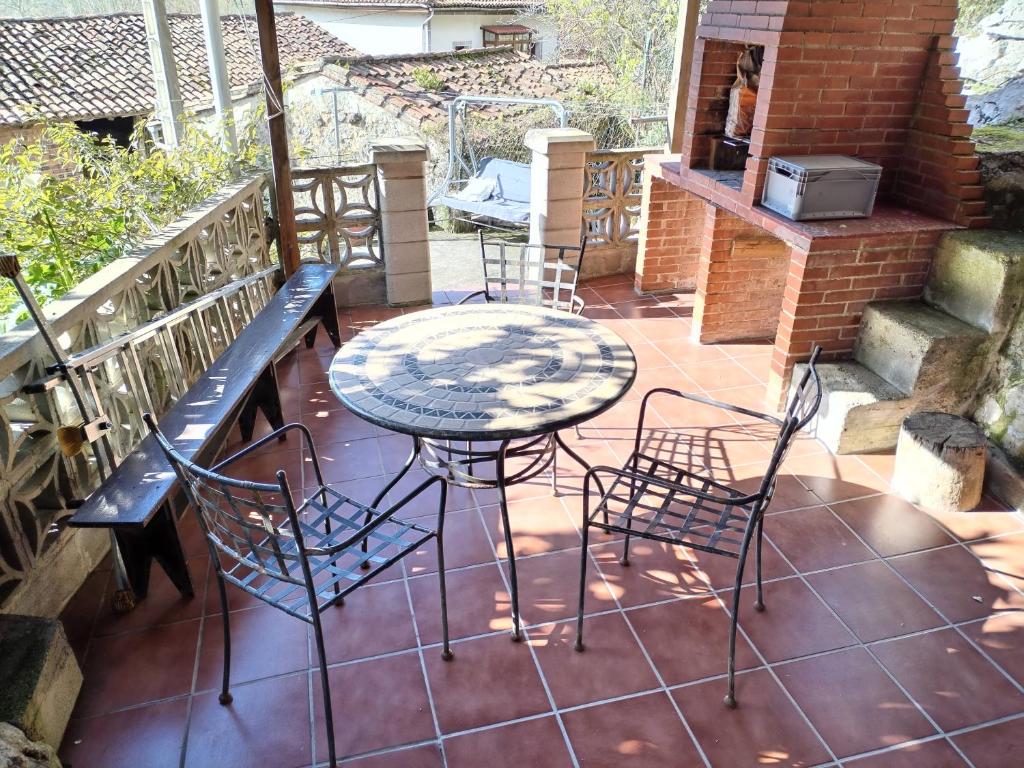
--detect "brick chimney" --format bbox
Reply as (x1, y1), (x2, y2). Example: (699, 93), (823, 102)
(681, 0), (986, 227)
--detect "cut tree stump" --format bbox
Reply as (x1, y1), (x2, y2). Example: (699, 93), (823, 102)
(894, 411), (987, 513)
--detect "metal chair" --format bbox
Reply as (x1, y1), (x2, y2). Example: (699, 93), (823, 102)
(459, 231), (587, 314)
(144, 415), (452, 768)
(573, 347), (822, 708)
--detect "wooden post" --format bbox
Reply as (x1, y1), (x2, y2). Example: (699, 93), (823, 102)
(199, 0), (238, 153)
(667, 0), (700, 154)
(254, 0), (300, 276)
(142, 0), (184, 147)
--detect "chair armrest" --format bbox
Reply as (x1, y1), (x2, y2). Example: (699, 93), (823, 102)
(583, 463), (765, 509)
(456, 290), (487, 306)
(213, 423), (319, 478)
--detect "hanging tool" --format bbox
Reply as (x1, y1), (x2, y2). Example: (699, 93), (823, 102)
(1, 253), (136, 612)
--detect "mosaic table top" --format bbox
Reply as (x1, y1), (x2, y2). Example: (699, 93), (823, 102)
(329, 304), (637, 440)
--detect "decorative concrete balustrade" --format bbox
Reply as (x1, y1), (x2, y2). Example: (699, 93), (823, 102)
(582, 147), (653, 279)
(0, 176), (274, 616)
(0, 142), (658, 620)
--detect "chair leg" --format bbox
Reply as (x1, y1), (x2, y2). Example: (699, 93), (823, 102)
(550, 441), (558, 497)
(436, 484), (454, 661)
(725, 528), (756, 709)
(312, 614), (338, 767)
(215, 573), (233, 705)
(620, 508), (633, 566)
(754, 517), (765, 612)
(574, 521), (590, 652)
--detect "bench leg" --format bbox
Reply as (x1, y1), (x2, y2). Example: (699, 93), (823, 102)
(114, 504), (194, 600)
(238, 365), (285, 443)
(316, 282), (342, 348)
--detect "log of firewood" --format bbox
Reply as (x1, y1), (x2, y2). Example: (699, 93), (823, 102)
(893, 411), (986, 513)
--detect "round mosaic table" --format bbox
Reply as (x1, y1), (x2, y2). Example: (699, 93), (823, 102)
(329, 303), (636, 638)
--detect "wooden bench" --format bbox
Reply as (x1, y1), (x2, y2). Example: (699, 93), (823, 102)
(69, 262), (341, 600)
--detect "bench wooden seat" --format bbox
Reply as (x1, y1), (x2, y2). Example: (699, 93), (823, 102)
(69, 262), (341, 599)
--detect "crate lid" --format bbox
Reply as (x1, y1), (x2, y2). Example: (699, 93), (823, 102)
(770, 155), (882, 172)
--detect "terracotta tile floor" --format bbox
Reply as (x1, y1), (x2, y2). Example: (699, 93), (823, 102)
(59, 278), (1024, 767)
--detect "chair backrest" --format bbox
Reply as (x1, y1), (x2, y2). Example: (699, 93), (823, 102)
(757, 346), (823, 505)
(478, 232), (587, 313)
(143, 414), (308, 592)
(476, 157), (531, 203)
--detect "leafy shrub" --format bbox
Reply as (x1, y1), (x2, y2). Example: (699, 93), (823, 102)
(412, 67), (446, 93)
(0, 117), (266, 331)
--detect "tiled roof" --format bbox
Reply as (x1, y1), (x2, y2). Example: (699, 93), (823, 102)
(323, 47), (612, 128)
(0, 13), (359, 126)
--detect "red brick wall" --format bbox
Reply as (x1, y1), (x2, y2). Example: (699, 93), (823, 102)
(693, 204), (790, 343)
(768, 229), (943, 405)
(634, 173), (706, 293)
(693, 0), (977, 214)
(896, 46), (990, 227)
(683, 38), (750, 171)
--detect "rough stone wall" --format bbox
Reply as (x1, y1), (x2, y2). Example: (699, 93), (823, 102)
(970, 231), (1024, 465)
(978, 148), (1024, 230)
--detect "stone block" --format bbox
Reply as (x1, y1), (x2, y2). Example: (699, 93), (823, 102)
(381, 210), (429, 245)
(799, 362), (914, 454)
(386, 270), (431, 306)
(0, 615), (82, 748)
(924, 229), (1024, 332)
(0, 723), (60, 768)
(385, 241), (431, 275)
(370, 138), (429, 166)
(377, 177), (427, 214)
(525, 128), (595, 155)
(854, 300), (987, 399)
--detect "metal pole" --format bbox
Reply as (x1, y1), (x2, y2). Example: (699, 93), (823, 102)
(254, 0), (301, 276)
(0, 254), (135, 611)
(199, 0), (238, 153)
(667, 0), (701, 154)
(142, 0), (185, 147)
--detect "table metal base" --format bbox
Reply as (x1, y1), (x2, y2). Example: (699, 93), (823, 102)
(368, 432), (599, 640)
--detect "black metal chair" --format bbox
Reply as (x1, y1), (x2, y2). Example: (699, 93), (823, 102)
(573, 347), (822, 708)
(459, 231), (587, 314)
(144, 415), (451, 768)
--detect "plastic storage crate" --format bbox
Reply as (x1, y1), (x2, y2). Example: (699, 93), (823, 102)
(762, 155), (882, 221)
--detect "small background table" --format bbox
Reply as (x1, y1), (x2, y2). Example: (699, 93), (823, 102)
(329, 303), (636, 638)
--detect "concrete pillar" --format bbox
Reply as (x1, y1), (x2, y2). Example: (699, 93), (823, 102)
(371, 138), (432, 306)
(525, 128), (595, 249)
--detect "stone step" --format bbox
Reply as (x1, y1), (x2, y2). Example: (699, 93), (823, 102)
(853, 299), (988, 400)
(925, 230), (1024, 333)
(797, 361), (914, 454)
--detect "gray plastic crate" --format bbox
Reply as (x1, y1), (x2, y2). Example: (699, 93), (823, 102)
(762, 155), (882, 221)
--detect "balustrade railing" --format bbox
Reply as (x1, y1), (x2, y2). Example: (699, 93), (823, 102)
(292, 165), (384, 270)
(583, 148), (655, 254)
(0, 176), (273, 608)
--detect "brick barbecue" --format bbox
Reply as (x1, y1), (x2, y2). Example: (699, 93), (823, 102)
(634, 0), (987, 406)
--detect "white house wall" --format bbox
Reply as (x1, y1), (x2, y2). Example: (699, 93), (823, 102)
(278, 3), (426, 55)
(277, 4), (558, 59)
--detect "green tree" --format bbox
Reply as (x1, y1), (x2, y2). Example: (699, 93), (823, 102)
(0, 117), (266, 331)
(541, 0), (683, 106)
